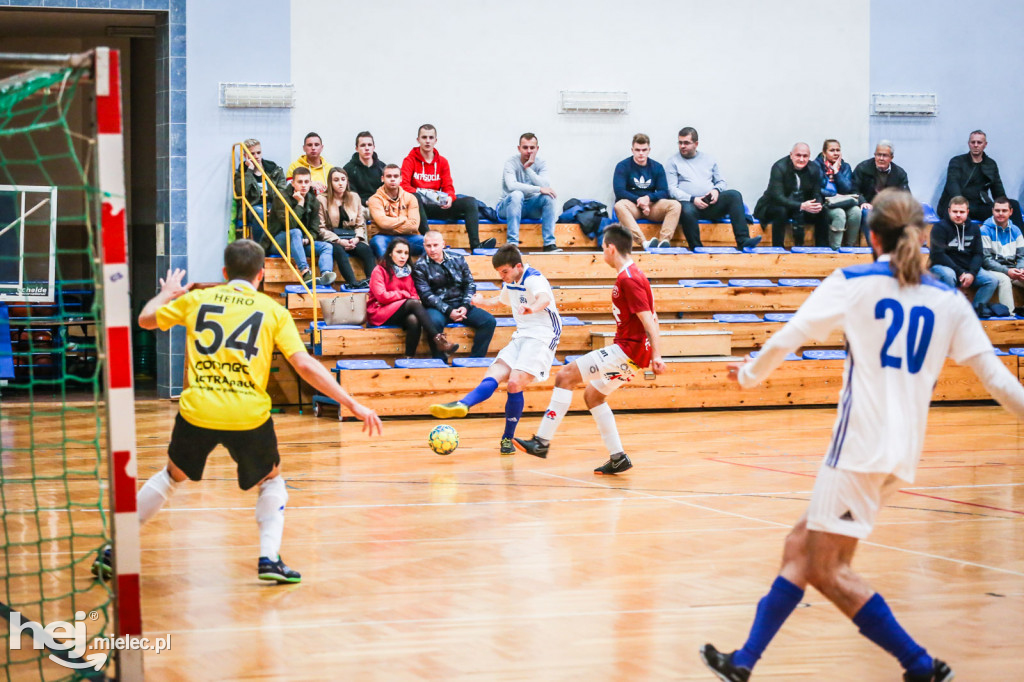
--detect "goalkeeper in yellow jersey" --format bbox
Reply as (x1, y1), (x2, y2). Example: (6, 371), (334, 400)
(93, 239), (382, 584)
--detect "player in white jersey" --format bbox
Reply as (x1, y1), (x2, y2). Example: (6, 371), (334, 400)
(700, 189), (1024, 682)
(428, 245), (561, 454)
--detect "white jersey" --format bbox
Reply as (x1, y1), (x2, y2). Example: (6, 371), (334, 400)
(746, 256), (993, 482)
(498, 264), (562, 348)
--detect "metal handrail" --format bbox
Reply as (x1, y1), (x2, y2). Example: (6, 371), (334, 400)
(231, 142), (322, 336)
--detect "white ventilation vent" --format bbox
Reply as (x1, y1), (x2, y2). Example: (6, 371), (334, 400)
(219, 83), (295, 109)
(559, 90), (629, 114)
(871, 93), (937, 116)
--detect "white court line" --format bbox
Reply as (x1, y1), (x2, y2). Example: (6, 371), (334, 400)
(533, 470), (1024, 578)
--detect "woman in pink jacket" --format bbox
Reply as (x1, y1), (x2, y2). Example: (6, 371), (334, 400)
(366, 238), (459, 361)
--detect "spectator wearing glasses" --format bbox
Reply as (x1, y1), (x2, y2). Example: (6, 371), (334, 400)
(853, 141), (909, 242)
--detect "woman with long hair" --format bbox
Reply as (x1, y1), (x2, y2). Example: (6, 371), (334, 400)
(366, 238), (458, 361)
(318, 167), (376, 288)
(701, 189), (1024, 682)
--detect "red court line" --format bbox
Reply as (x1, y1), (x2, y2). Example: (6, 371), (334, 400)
(708, 457), (1024, 516)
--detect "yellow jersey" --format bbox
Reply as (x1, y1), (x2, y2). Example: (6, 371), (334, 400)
(156, 280), (306, 430)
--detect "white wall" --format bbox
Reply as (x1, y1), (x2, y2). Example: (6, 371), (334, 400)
(186, 0), (291, 280)
(291, 0), (869, 210)
(870, 0), (1024, 205)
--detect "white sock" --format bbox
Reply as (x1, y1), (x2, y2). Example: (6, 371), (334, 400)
(138, 467), (178, 525)
(255, 476), (288, 561)
(536, 386), (573, 442)
(589, 402), (624, 456)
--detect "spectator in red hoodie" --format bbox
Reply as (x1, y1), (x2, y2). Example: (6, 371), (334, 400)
(400, 124), (497, 251)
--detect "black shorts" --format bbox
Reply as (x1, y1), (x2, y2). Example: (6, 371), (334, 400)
(168, 414), (280, 490)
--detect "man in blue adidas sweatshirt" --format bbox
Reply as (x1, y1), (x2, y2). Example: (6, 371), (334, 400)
(613, 133), (681, 250)
(981, 197), (1024, 311)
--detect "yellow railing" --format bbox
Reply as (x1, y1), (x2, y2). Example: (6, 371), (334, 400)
(231, 142), (322, 339)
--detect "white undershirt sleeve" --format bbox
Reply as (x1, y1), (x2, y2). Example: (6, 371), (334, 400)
(737, 323), (808, 388)
(964, 351), (1024, 420)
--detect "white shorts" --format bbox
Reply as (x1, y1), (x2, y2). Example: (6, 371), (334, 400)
(806, 464), (904, 539)
(496, 335), (557, 381)
(574, 344), (641, 395)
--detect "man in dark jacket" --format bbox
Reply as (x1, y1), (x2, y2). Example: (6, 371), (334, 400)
(929, 195), (998, 316)
(269, 167), (336, 287)
(752, 143), (829, 247)
(937, 130), (1023, 229)
(235, 138), (288, 237)
(342, 131), (386, 206)
(413, 231), (496, 357)
(852, 141), (910, 242)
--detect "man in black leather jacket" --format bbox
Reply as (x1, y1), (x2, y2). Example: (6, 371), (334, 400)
(937, 130), (1023, 228)
(752, 143), (830, 248)
(413, 231), (496, 357)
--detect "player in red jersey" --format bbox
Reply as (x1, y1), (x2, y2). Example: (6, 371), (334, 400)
(515, 223), (666, 473)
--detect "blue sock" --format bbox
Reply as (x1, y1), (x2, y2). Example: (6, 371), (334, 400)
(460, 377), (499, 408)
(853, 593), (932, 676)
(732, 576), (804, 670)
(502, 391), (524, 439)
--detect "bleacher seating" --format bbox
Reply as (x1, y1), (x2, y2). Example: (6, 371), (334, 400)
(255, 221), (1024, 416)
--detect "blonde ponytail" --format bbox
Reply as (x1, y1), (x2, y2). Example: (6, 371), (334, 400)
(868, 189), (926, 286)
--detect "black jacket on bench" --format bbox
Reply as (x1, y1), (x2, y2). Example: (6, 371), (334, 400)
(412, 251), (476, 317)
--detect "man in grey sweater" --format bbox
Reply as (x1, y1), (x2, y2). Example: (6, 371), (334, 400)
(495, 133), (561, 251)
(665, 127), (760, 250)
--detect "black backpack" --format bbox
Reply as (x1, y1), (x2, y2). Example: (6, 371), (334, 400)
(560, 198), (608, 238)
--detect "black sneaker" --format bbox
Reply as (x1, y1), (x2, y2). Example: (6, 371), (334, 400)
(429, 401), (469, 419)
(258, 556), (301, 584)
(699, 644), (750, 682)
(903, 658), (954, 682)
(476, 238), (497, 249)
(513, 435), (549, 459)
(500, 437), (515, 455)
(658, 240), (672, 248)
(91, 545), (112, 581)
(542, 244), (563, 252)
(741, 236), (763, 250)
(594, 453), (633, 475)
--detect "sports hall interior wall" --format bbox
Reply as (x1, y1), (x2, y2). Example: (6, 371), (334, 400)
(868, 0), (1024, 205)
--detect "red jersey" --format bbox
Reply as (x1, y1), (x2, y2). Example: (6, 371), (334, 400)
(611, 261), (655, 367)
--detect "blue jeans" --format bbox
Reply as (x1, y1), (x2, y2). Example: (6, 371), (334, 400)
(929, 265), (998, 308)
(370, 233), (424, 259)
(495, 191), (556, 246)
(425, 305), (496, 357)
(274, 229), (332, 274)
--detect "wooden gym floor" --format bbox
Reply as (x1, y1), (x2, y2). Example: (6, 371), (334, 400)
(4, 398), (1024, 680)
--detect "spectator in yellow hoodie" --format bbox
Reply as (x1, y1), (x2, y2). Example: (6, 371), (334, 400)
(368, 164), (423, 258)
(287, 132), (332, 195)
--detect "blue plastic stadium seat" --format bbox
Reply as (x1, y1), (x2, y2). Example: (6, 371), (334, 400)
(694, 246), (740, 254)
(335, 359), (391, 370)
(988, 315), (1018, 321)
(446, 248), (470, 256)
(266, 253), (282, 258)
(473, 248), (498, 256)
(750, 350), (801, 360)
(560, 316), (585, 325)
(838, 246), (873, 254)
(993, 348), (1010, 356)
(746, 246), (788, 254)
(802, 349), (847, 360)
(339, 284), (369, 292)
(495, 317), (517, 327)
(778, 278), (822, 287)
(452, 357), (495, 368)
(713, 313), (762, 323)
(648, 247), (692, 254)
(764, 313), (795, 322)
(791, 246), (835, 254)
(1008, 348), (1024, 356)
(921, 203), (940, 224)
(563, 354), (584, 364)
(476, 281), (499, 291)
(729, 278), (776, 287)
(427, 219), (466, 224)
(679, 279), (726, 287)
(283, 284), (335, 294)
(395, 358), (448, 369)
